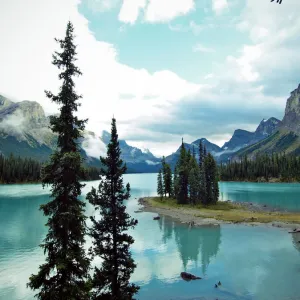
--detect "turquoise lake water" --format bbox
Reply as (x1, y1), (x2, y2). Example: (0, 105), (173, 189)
(1, 174), (300, 300)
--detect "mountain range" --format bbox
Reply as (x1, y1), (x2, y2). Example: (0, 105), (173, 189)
(0, 82), (300, 172)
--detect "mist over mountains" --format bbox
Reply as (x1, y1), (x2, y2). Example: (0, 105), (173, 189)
(0, 82), (300, 172)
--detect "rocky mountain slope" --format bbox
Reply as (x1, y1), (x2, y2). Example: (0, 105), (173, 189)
(0, 95), (161, 172)
(165, 138), (222, 169)
(234, 84), (300, 159)
(222, 118), (281, 152)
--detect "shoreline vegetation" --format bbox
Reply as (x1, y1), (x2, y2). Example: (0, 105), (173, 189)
(138, 197), (300, 229)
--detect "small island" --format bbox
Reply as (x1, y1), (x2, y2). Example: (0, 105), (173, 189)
(139, 197), (300, 228)
(144, 140), (300, 229)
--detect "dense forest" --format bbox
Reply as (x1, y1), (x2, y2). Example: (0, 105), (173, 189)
(0, 153), (100, 183)
(158, 140), (219, 205)
(219, 153), (300, 182)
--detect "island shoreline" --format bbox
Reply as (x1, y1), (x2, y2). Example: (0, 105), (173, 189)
(138, 197), (300, 230)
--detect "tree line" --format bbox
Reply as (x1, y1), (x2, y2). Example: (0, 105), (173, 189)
(0, 153), (101, 183)
(27, 22), (138, 300)
(157, 140), (219, 205)
(220, 153), (300, 182)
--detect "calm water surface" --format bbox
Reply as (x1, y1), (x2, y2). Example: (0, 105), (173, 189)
(1, 174), (300, 300)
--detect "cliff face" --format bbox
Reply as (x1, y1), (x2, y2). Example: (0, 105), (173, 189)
(281, 84), (300, 135)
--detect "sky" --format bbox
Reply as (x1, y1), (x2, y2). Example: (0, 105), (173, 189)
(0, 0), (300, 157)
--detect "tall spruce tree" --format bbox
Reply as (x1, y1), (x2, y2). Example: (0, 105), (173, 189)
(198, 141), (207, 204)
(188, 155), (200, 205)
(164, 163), (173, 198)
(161, 156), (167, 197)
(157, 169), (164, 199)
(204, 153), (219, 204)
(27, 22), (91, 299)
(87, 118), (139, 300)
(173, 166), (179, 199)
(176, 139), (188, 204)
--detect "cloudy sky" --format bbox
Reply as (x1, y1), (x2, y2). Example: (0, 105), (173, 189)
(0, 0), (299, 156)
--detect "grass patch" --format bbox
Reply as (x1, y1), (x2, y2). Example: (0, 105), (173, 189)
(145, 197), (300, 224)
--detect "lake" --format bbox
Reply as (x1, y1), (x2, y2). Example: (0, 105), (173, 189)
(1, 174), (300, 300)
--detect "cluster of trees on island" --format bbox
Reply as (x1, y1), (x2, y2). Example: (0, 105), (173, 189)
(157, 141), (220, 205)
(219, 153), (300, 182)
(0, 153), (100, 183)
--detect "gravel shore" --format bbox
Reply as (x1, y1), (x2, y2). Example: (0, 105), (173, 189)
(137, 197), (300, 230)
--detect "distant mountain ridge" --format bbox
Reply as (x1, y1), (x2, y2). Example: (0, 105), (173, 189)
(0, 95), (161, 173)
(1, 83), (299, 173)
(233, 83), (300, 159)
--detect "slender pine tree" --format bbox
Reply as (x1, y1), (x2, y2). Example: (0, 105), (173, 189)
(164, 163), (173, 198)
(188, 155), (200, 205)
(177, 139), (188, 204)
(27, 22), (91, 299)
(198, 141), (207, 204)
(204, 153), (219, 204)
(87, 118), (139, 300)
(157, 169), (164, 199)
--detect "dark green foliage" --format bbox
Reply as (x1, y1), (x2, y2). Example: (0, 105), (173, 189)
(176, 139), (189, 204)
(168, 138), (219, 205)
(220, 153), (300, 182)
(157, 169), (164, 199)
(87, 118), (139, 300)
(0, 154), (41, 183)
(27, 22), (91, 299)
(161, 157), (173, 198)
(0, 152), (100, 183)
(203, 153), (219, 204)
(188, 155), (200, 205)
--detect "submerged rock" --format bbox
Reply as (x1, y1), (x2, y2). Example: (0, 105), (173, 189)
(153, 216), (160, 220)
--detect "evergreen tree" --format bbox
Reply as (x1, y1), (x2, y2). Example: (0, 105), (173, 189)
(199, 141), (204, 168)
(87, 118), (139, 300)
(188, 155), (200, 205)
(204, 153), (219, 204)
(198, 141), (207, 203)
(176, 139), (189, 204)
(28, 22), (91, 299)
(157, 169), (164, 199)
(161, 156), (167, 197)
(173, 166), (179, 199)
(164, 163), (173, 198)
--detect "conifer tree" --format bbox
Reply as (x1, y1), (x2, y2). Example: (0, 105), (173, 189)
(87, 118), (139, 300)
(28, 22), (91, 299)
(204, 153), (219, 204)
(176, 139), (188, 204)
(198, 141), (207, 203)
(188, 155), (200, 205)
(161, 156), (167, 197)
(164, 163), (173, 198)
(157, 169), (164, 199)
(173, 166), (179, 199)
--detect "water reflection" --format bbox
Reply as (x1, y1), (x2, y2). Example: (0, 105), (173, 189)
(156, 217), (222, 276)
(291, 232), (300, 253)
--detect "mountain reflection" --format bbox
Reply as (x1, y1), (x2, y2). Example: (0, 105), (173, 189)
(157, 216), (221, 275)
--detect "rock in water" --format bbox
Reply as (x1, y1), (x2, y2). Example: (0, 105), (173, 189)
(180, 272), (201, 281)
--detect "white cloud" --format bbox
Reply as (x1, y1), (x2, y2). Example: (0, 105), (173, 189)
(212, 0), (228, 15)
(193, 43), (215, 53)
(81, 132), (107, 158)
(118, 0), (147, 24)
(85, 0), (120, 12)
(144, 0), (195, 23)
(0, 0), (201, 157)
(119, 0), (195, 24)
